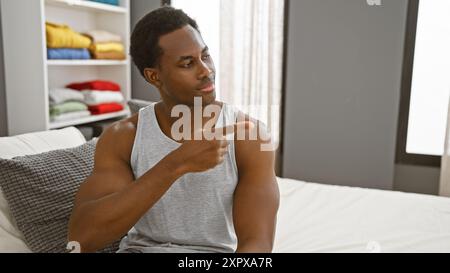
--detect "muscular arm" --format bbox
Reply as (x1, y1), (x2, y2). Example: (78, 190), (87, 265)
(68, 117), (240, 253)
(233, 120), (280, 253)
(68, 119), (185, 253)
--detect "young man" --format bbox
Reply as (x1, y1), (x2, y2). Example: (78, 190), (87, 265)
(68, 6), (280, 253)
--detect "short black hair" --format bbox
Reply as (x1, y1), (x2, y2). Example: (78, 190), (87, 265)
(130, 6), (200, 77)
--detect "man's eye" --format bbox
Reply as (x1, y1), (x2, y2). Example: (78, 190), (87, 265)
(202, 55), (211, 61)
(182, 62), (193, 68)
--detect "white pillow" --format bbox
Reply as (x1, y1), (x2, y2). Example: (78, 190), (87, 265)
(0, 127), (86, 253)
(0, 127), (86, 159)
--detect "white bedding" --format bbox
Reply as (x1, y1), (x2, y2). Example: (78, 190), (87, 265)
(274, 178), (450, 253)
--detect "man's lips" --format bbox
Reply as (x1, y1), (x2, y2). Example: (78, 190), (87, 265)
(197, 82), (215, 93)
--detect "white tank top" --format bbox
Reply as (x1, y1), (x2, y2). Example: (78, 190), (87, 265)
(118, 102), (239, 253)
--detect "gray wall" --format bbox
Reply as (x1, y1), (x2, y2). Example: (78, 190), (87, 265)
(283, 0), (409, 190)
(130, 0), (162, 103)
(394, 164), (440, 195)
(0, 1), (7, 137)
(282, 0), (440, 195)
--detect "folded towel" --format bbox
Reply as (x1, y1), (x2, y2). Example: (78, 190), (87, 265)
(92, 51), (126, 60)
(47, 48), (91, 60)
(46, 22), (92, 49)
(82, 90), (124, 106)
(50, 101), (88, 117)
(50, 110), (91, 123)
(84, 30), (122, 44)
(88, 0), (119, 6)
(67, 80), (121, 91)
(90, 42), (125, 54)
(49, 88), (85, 105)
(88, 103), (124, 115)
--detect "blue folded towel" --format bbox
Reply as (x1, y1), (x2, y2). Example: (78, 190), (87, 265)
(47, 48), (91, 60)
(88, 0), (119, 6)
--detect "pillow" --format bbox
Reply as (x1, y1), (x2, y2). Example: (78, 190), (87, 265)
(0, 140), (120, 253)
(127, 99), (153, 115)
(0, 126), (87, 253)
(0, 127), (86, 160)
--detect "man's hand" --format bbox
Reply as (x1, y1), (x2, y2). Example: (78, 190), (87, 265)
(172, 122), (252, 174)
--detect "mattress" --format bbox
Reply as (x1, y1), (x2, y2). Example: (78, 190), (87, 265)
(274, 178), (450, 253)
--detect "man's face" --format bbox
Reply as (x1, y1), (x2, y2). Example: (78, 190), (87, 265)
(155, 25), (216, 106)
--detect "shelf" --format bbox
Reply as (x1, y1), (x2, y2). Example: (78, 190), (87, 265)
(1, 0), (131, 135)
(47, 60), (128, 66)
(49, 109), (130, 129)
(45, 0), (127, 14)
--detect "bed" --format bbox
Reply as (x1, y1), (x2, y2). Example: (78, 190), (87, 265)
(274, 177), (450, 252)
(1, 127), (450, 253)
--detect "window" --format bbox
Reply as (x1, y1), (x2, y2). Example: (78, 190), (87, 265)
(397, 0), (450, 166)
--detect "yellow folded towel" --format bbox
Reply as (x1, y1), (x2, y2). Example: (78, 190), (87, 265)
(89, 42), (125, 53)
(46, 22), (92, 49)
(92, 51), (126, 60)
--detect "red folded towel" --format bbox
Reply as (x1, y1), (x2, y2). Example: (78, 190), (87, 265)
(67, 80), (121, 92)
(88, 103), (124, 115)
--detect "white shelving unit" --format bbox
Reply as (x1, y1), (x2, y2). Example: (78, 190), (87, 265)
(47, 60), (129, 66)
(49, 109), (130, 129)
(1, 0), (131, 135)
(45, 0), (128, 14)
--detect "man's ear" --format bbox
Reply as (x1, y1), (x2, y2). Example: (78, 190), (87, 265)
(144, 68), (162, 89)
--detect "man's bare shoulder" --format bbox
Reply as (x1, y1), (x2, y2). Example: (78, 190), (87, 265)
(95, 114), (139, 165)
(234, 111), (274, 170)
(235, 111), (271, 143)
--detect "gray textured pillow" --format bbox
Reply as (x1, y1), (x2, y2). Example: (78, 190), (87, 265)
(0, 140), (120, 253)
(127, 99), (153, 115)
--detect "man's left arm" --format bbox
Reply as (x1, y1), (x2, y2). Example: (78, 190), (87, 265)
(233, 125), (280, 253)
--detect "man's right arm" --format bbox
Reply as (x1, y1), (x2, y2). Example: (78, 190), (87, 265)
(67, 121), (186, 253)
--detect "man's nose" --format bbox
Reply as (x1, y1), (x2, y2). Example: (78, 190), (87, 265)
(198, 60), (213, 79)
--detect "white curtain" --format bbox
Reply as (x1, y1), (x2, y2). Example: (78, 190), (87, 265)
(440, 96), (450, 197)
(219, 0), (285, 146)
